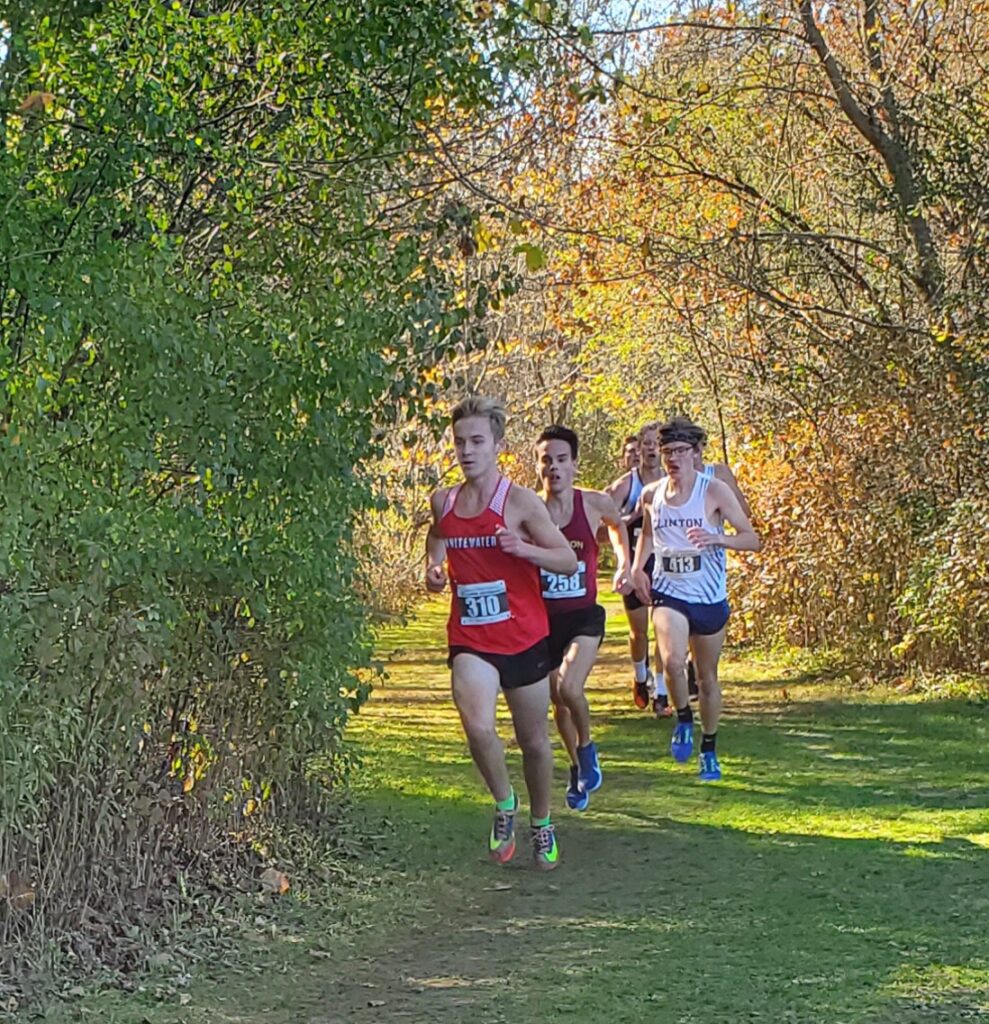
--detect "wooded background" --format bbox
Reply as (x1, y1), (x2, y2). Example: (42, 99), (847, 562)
(1, 0), (986, 985)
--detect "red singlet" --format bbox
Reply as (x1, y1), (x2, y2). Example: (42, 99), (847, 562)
(540, 489), (599, 615)
(441, 477), (549, 654)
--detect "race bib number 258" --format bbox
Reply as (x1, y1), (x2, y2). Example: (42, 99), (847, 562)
(456, 580), (511, 626)
(541, 561), (587, 599)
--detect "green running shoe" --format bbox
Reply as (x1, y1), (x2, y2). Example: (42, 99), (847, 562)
(531, 822), (560, 871)
(489, 793), (519, 864)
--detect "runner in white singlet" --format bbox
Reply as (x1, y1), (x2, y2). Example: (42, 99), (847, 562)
(630, 418), (760, 782)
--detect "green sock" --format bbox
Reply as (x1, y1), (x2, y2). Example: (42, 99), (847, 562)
(531, 814), (551, 828)
(495, 789), (516, 812)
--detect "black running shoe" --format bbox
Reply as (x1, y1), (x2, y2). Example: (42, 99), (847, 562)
(633, 669), (652, 710)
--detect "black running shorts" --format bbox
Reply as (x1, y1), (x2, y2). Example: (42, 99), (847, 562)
(623, 555), (655, 612)
(546, 604), (606, 670)
(447, 637), (552, 690)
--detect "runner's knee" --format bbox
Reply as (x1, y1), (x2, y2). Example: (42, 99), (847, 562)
(694, 669), (720, 695)
(461, 718), (499, 747)
(514, 721), (550, 755)
(548, 672), (563, 704)
(556, 672), (586, 707)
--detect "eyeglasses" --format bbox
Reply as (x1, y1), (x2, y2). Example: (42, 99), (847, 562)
(660, 444), (695, 458)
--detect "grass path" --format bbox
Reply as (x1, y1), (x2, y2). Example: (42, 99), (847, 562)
(345, 594), (988, 1024)
(44, 594), (989, 1023)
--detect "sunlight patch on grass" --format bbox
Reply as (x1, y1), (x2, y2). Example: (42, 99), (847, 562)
(368, 775), (483, 804)
(661, 805), (987, 844)
(408, 974), (499, 989)
(901, 845), (954, 859)
(886, 961), (989, 1002)
(564, 809), (674, 834)
(499, 914), (682, 936)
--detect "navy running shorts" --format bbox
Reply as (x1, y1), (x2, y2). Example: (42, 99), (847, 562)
(650, 592), (730, 636)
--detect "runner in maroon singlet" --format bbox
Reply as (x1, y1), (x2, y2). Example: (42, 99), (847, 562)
(536, 426), (631, 812)
(425, 397), (577, 870)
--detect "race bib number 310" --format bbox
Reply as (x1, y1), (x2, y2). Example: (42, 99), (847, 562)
(456, 580), (511, 626)
(661, 549), (701, 577)
(541, 561), (588, 600)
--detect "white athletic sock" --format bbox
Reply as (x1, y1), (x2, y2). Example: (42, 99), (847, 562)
(633, 658), (648, 683)
(653, 672), (668, 698)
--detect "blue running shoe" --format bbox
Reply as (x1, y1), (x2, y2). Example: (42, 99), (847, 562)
(565, 765), (589, 811)
(670, 721), (694, 763)
(576, 741), (602, 794)
(699, 750), (722, 781)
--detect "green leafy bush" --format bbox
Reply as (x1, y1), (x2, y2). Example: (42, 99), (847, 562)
(0, 0), (521, 980)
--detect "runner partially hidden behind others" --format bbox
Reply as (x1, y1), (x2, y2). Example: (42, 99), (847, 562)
(606, 423), (667, 711)
(631, 417), (760, 782)
(536, 425), (632, 812)
(425, 397), (577, 870)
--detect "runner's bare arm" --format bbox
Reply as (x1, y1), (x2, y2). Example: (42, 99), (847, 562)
(604, 472), (636, 526)
(424, 490), (448, 592)
(686, 479), (761, 552)
(713, 462), (753, 519)
(499, 488), (578, 574)
(588, 490), (632, 592)
(630, 482), (657, 603)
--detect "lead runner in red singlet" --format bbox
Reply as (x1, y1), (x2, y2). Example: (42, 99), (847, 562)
(536, 426), (631, 812)
(425, 397), (577, 871)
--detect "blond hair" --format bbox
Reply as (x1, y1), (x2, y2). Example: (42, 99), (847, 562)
(451, 395), (507, 442)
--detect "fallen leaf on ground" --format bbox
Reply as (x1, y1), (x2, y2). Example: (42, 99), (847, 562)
(260, 868), (290, 894)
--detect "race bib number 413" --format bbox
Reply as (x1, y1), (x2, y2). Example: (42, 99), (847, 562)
(661, 549), (701, 577)
(456, 580), (511, 626)
(541, 561), (587, 600)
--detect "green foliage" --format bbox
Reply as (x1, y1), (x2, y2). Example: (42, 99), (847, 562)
(0, 0), (530, 981)
(895, 498), (989, 669)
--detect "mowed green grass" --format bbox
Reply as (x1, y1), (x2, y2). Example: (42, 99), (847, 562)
(347, 591), (989, 1023)
(41, 592), (989, 1024)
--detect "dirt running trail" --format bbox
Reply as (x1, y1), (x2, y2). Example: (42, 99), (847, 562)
(330, 605), (989, 1024)
(39, 613), (988, 1024)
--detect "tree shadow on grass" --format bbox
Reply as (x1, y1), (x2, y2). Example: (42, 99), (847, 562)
(69, 660), (978, 1024)
(345, 635), (989, 1022)
(320, 790), (988, 1024)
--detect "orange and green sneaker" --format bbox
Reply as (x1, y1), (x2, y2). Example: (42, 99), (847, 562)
(531, 822), (560, 871)
(489, 793), (519, 864)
